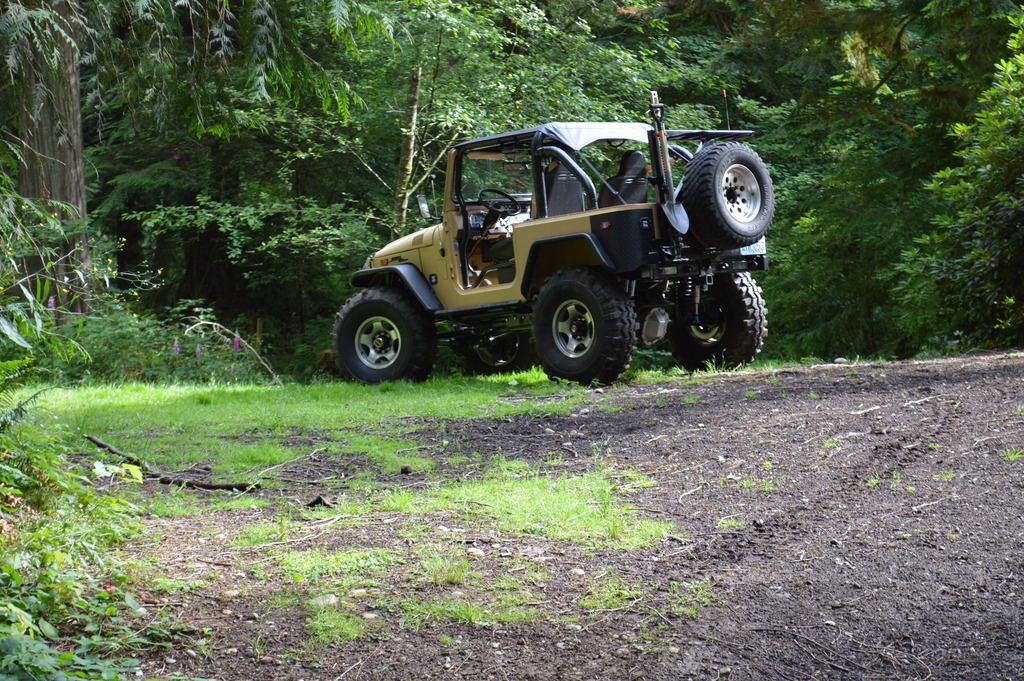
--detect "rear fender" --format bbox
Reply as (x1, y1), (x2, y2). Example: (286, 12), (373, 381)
(520, 234), (615, 299)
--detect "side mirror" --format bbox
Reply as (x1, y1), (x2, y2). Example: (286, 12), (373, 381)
(417, 194), (439, 221)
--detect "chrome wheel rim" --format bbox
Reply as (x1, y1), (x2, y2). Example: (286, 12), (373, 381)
(552, 299), (594, 358)
(354, 316), (401, 369)
(689, 321), (725, 347)
(722, 164), (761, 223)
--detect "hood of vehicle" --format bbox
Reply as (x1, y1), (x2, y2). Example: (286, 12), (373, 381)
(374, 224), (438, 259)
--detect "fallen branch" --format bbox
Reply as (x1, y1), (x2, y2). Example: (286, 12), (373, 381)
(84, 434), (260, 493)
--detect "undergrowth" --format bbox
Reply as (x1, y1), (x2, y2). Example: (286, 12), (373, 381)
(0, 359), (183, 679)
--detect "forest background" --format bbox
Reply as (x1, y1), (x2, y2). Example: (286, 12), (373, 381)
(3, 0), (1024, 382)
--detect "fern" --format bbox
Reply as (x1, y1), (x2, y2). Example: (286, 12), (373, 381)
(0, 359), (38, 435)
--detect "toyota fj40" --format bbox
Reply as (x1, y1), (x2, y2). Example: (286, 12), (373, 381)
(333, 94), (772, 385)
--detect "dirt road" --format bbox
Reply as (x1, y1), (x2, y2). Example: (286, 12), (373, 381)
(131, 353), (1024, 680)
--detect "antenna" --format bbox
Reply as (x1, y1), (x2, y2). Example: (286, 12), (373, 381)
(723, 89), (731, 129)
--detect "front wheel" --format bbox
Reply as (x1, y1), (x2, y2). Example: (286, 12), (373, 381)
(668, 272), (766, 371)
(333, 287), (435, 383)
(531, 267), (637, 385)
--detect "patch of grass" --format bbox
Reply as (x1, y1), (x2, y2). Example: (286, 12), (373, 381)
(139, 490), (204, 517)
(231, 508), (296, 546)
(867, 473), (880, 488)
(717, 516), (746, 529)
(401, 597), (491, 630)
(151, 577), (209, 594)
(306, 609), (366, 643)
(663, 577), (717, 618)
(210, 495), (270, 511)
(579, 573), (645, 610)
(682, 394), (700, 404)
(1003, 448), (1024, 462)
(43, 379), (593, 479)
(430, 469), (670, 547)
(739, 477), (777, 492)
(418, 544), (473, 586)
(377, 488), (421, 512)
(936, 469), (955, 482)
(278, 547), (399, 581)
(822, 436), (840, 449)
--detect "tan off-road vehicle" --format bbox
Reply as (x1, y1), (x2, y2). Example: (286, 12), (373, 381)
(333, 94), (771, 385)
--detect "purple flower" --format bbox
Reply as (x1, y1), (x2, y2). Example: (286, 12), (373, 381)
(195, 345), (202, 358)
(173, 339), (181, 356)
(233, 335), (241, 352)
(46, 297), (56, 309)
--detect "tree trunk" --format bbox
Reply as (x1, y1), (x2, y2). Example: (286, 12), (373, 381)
(391, 65), (422, 239)
(16, 0), (90, 314)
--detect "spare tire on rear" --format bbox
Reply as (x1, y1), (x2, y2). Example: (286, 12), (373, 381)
(677, 142), (773, 249)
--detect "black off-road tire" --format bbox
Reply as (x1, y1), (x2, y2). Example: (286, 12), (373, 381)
(668, 272), (766, 371)
(531, 267), (637, 385)
(458, 332), (537, 375)
(677, 142), (774, 249)
(333, 287), (435, 383)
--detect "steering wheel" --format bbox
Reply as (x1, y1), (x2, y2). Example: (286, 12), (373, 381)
(477, 188), (522, 217)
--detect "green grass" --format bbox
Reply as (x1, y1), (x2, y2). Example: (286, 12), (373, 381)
(42, 377), (591, 478)
(1003, 448), (1023, 462)
(418, 544), (474, 586)
(663, 577), (717, 618)
(578, 572), (645, 610)
(277, 547), (399, 581)
(429, 469), (670, 547)
(400, 596), (539, 630)
(306, 609), (366, 643)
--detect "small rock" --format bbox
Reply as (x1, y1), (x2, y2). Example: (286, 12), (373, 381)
(166, 658), (177, 664)
(362, 612), (379, 620)
(569, 568), (585, 576)
(310, 594), (338, 608)
(348, 588), (368, 598)
(566, 623), (583, 631)
(221, 609), (233, 616)
(223, 648), (237, 655)
(668, 646), (680, 654)
(185, 649), (197, 658)
(451, 590), (465, 597)
(834, 357), (850, 364)
(466, 547), (486, 558)
(260, 656), (275, 665)
(491, 642), (501, 649)
(223, 589), (241, 599)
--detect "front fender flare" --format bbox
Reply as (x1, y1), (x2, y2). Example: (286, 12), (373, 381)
(350, 264), (443, 312)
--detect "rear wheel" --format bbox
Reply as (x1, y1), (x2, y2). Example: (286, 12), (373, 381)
(333, 287), (435, 383)
(458, 331), (536, 375)
(677, 142), (774, 249)
(531, 267), (636, 385)
(668, 273), (766, 371)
